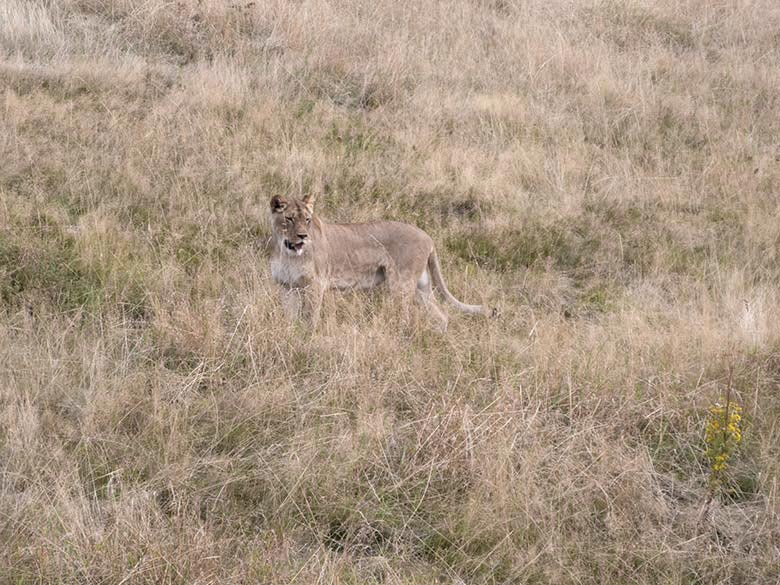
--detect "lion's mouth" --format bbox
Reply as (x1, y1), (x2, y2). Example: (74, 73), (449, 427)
(284, 239), (306, 255)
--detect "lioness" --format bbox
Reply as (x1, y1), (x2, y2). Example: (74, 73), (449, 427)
(269, 193), (491, 330)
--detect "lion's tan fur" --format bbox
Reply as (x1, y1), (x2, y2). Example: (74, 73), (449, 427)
(268, 195), (488, 329)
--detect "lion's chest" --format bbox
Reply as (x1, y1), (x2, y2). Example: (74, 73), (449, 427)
(271, 258), (313, 288)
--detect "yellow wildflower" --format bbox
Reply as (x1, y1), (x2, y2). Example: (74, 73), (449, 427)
(704, 397), (744, 488)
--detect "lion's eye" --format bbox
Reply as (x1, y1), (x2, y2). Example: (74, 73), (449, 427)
(285, 217), (293, 224)
(306, 217), (311, 225)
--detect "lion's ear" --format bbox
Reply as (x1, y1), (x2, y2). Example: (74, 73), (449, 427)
(302, 193), (316, 212)
(270, 195), (288, 213)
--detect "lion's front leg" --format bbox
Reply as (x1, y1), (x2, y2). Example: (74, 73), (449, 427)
(279, 286), (304, 322)
(279, 283), (324, 329)
(302, 282), (325, 329)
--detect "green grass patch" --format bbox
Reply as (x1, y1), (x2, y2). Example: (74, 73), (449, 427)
(446, 220), (598, 273)
(325, 118), (396, 156)
(0, 229), (102, 311)
(302, 63), (399, 110)
(583, 2), (695, 53)
(576, 282), (617, 314)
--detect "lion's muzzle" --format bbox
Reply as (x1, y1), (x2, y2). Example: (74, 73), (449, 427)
(284, 238), (307, 255)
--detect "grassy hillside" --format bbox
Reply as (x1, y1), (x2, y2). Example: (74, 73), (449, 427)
(2, 0), (780, 582)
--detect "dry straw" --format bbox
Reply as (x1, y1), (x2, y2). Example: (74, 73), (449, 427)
(1, 0), (779, 582)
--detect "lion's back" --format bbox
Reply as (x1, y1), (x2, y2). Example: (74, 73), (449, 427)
(322, 220), (434, 278)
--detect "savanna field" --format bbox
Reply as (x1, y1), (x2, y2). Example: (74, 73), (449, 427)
(2, 0), (780, 583)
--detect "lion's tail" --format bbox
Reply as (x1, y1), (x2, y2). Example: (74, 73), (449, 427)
(428, 248), (490, 316)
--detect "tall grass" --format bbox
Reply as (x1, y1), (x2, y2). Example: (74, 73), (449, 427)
(2, 0), (780, 582)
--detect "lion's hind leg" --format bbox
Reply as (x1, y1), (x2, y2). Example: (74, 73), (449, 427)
(415, 269), (448, 332)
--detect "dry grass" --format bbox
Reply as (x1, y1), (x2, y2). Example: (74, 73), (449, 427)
(2, 0), (780, 582)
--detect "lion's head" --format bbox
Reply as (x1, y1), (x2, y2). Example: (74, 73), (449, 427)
(270, 194), (316, 256)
